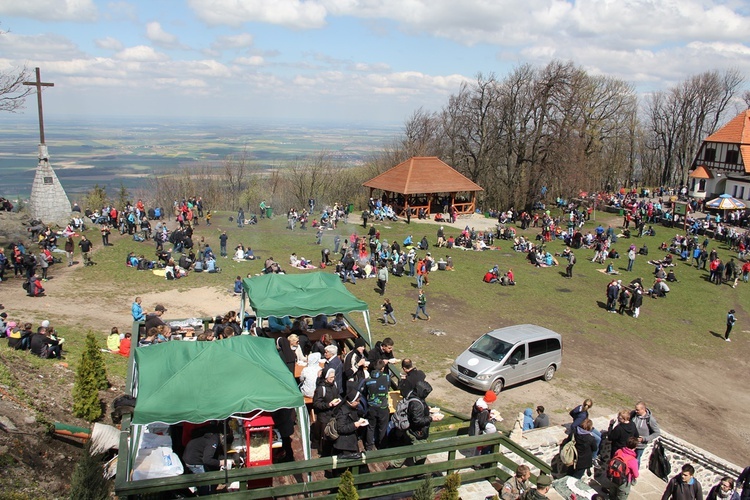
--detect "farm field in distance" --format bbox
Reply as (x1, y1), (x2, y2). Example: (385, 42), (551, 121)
(0, 115), (400, 199)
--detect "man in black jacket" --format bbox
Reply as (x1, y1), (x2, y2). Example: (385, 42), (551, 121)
(29, 327), (62, 359)
(367, 337), (396, 366)
(362, 359), (391, 451)
(398, 359), (425, 397)
(389, 380), (438, 468)
(183, 426), (231, 495)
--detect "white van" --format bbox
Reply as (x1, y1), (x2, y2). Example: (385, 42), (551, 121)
(450, 324), (562, 393)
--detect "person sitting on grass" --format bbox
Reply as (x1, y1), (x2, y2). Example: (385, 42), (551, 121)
(107, 327), (121, 352)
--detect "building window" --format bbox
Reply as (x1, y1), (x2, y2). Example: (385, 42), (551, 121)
(725, 148), (739, 164)
(698, 179), (706, 192)
(704, 147), (716, 162)
(43, 177), (53, 185)
(740, 186), (745, 199)
(733, 185), (738, 197)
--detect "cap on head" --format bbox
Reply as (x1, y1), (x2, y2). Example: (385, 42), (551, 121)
(41, 320), (50, 328)
(536, 474), (552, 487)
(355, 337), (366, 349)
(155, 304), (167, 312)
(484, 390), (497, 403)
(475, 398), (488, 410)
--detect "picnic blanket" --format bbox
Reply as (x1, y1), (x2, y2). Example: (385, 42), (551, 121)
(597, 269), (620, 275)
(152, 269), (167, 277)
(647, 260), (675, 267)
(291, 262), (317, 270)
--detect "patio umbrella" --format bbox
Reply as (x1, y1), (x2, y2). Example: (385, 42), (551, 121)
(705, 194), (747, 210)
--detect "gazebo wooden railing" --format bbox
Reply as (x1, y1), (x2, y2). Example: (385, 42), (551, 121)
(114, 431), (551, 499)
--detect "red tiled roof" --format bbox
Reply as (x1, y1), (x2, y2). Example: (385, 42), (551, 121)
(742, 146), (750, 175)
(706, 109), (750, 144)
(688, 166), (713, 179)
(362, 157), (483, 194)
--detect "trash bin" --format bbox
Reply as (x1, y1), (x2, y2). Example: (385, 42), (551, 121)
(266, 207), (273, 219)
(618, 209), (624, 216)
(347, 203), (354, 214)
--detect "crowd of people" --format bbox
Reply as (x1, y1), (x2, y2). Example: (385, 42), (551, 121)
(2, 315), (64, 359)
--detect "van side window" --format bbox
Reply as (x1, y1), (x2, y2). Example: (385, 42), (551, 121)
(508, 345), (525, 364)
(529, 339), (561, 357)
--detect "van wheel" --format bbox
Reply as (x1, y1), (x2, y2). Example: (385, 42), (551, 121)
(490, 379), (504, 393)
(543, 365), (556, 382)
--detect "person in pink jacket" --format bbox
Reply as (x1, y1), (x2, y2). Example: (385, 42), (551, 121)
(609, 436), (640, 500)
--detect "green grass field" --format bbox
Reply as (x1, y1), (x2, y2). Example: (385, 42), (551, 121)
(47, 209), (747, 383)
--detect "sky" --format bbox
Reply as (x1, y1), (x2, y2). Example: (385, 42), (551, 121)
(0, 0), (749, 125)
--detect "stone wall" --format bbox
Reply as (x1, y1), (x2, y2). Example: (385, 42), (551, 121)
(501, 413), (742, 494)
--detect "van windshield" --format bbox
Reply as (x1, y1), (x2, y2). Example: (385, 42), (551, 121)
(469, 334), (514, 362)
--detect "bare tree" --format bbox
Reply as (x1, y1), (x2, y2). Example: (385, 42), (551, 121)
(0, 27), (32, 112)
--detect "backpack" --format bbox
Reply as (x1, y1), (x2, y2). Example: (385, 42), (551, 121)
(22, 281), (30, 291)
(323, 417), (339, 440)
(560, 433), (577, 467)
(607, 454), (629, 485)
(391, 395), (419, 430)
(648, 440), (671, 481)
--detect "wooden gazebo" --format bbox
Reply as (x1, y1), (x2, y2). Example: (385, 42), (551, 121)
(362, 157), (484, 217)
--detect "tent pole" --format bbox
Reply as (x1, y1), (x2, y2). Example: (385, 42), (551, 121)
(239, 288), (246, 332)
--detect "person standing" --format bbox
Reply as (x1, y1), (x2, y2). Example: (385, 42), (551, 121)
(608, 409), (638, 457)
(312, 368), (340, 457)
(388, 380), (439, 468)
(707, 477), (739, 500)
(725, 309), (736, 342)
(377, 264), (389, 295)
(381, 298), (396, 325)
(661, 464), (703, 500)
(237, 207), (244, 228)
(323, 345), (344, 397)
(631, 288), (644, 319)
(78, 235), (93, 266)
(631, 401), (661, 465)
(737, 466), (750, 500)
(398, 359), (426, 397)
(413, 289), (430, 321)
(362, 359), (391, 451)
(101, 224), (111, 246)
(566, 251), (576, 278)
(219, 231), (228, 258)
(627, 246), (636, 272)
(609, 437), (640, 500)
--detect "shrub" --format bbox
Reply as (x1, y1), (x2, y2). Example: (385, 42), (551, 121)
(68, 441), (111, 500)
(438, 472), (461, 500)
(72, 333), (108, 421)
(336, 469), (359, 500)
(412, 475), (434, 500)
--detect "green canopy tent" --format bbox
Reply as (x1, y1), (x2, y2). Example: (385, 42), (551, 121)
(125, 336), (310, 481)
(240, 272), (372, 345)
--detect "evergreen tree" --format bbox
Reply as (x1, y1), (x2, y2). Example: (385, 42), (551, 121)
(85, 332), (109, 390)
(68, 441), (111, 500)
(412, 475), (434, 500)
(438, 472), (461, 500)
(336, 469), (359, 500)
(72, 333), (108, 421)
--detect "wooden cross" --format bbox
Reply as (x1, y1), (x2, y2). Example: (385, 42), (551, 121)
(23, 67), (54, 145)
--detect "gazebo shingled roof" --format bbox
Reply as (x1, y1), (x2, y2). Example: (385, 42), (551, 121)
(362, 157), (483, 194)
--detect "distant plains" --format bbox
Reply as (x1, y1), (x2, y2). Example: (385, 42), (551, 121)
(0, 115), (400, 200)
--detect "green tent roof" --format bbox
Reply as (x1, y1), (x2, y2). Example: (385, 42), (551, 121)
(132, 336), (303, 425)
(242, 272), (369, 318)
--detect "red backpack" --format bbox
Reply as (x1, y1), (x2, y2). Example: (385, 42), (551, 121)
(607, 451), (630, 486)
